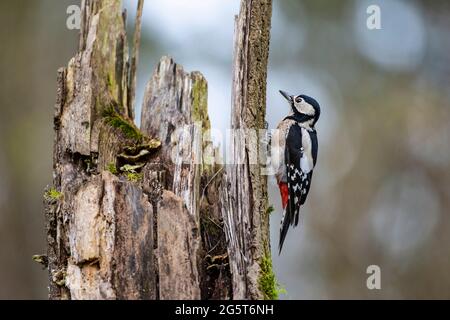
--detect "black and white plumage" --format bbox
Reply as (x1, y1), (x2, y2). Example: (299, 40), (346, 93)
(275, 90), (320, 254)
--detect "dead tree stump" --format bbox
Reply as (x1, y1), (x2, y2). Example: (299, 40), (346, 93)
(45, 0), (273, 300)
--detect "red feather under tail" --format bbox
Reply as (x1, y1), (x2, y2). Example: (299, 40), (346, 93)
(278, 182), (289, 209)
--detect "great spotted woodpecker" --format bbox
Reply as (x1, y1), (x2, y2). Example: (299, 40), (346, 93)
(273, 90), (321, 253)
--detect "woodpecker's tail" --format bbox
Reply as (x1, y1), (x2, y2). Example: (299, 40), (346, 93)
(279, 208), (290, 254)
(278, 181), (290, 254)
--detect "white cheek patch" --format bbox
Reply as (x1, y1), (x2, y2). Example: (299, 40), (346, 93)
(295, 101), (315, 116)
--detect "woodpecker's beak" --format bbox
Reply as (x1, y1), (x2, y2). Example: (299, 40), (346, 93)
(279, 90), (293, 103)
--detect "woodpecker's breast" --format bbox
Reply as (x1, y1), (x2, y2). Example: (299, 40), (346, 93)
(272, 119), (296, 183)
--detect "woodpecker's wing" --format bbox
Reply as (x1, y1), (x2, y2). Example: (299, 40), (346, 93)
(279, 125), (318, 253)
(279, 124), (303, 253)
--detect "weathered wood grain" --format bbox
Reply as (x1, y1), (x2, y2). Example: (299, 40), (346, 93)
(141, 56), (210, 215)
(65, 172), (155, 300)
(221, 0), (273, 300)
(48, 0), (159, 300)
(157, 191), (201, 299)
(47, 0), (273, 301)
(140, 56), (230, 299)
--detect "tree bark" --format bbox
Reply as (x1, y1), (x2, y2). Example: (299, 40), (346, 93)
(47, 0), (160, 299)
(221, 0), (273, 300)
(45, 0), (272, 300)
(140, 56), (212, 299)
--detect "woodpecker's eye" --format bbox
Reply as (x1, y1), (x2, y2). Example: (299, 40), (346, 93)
(295, 97), (303, 103)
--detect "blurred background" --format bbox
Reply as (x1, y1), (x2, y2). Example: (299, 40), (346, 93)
(0, 0), (449, 299)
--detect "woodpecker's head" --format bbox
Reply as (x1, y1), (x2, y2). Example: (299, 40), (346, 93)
(279, 90), (321, 126)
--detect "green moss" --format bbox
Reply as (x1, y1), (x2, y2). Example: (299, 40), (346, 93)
(259, 253), (285, 300)
(44, 188), (63, 201)
(266, 205), (275, 216)
(103, 107), (143, 141)
(126, 172), (143, 183)
(120, 163), (145, 173)
(107, 73), (114, 89)
(191, 76), (210, 131)
(107, 162), (118, 175)
(192, 76), (216, 174)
